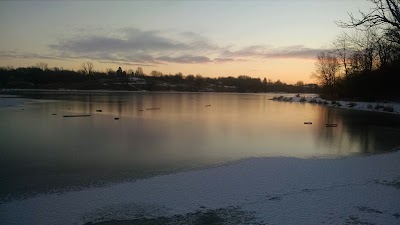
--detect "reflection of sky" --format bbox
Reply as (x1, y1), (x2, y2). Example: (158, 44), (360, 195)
(3, 92), (399, 162)
(0, 0), (372, 83)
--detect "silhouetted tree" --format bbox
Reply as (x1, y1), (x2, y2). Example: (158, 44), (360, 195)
(185, 74), (195, 82)
(135, 67), (144, 76)
(35, 62), (48, 71)
(126, 69), (134, 76)
(173, 72), (183, 82)
(312, 51), (340, 97)
(262, 78), (267, 85)
(116, 67), (123, 76)
(295, 81), (304, 86)
(332, 33), (353, 76)
(106, 68), (115, 76)
(80, 62), (94, 75)
(150, 70), (162, 77)
(338, 0), (400, 47)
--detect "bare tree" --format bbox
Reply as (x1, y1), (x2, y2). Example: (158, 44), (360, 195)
(106, 68), (115, 76)
(126, 69), (134, 76)
(349, 51), (364, 73)
(332, 33), (352, 76)
(295, 81), (304, 86)
(35, 62), (48, 71)
(338, 0), (400, 44)
(312, 51), (340, 88)
(80, 62), (94, 75)
(135, 67), (144, 76)
(345, 29), (381, 71)
(150, 70), (163, 77)
(338, 0), (400, 28)
(375, 35), (397, 67)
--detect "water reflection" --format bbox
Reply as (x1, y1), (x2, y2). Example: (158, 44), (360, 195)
(1, 92), (399, 200)
(314, 106), (400, 155)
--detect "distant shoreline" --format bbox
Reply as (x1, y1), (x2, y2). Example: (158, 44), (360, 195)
(0, 88), (308, 95)
(1, 89), (399, 115)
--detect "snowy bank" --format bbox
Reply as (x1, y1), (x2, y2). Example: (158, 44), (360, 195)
(272, 95), (400, 115)
(1, 149), (400, 225)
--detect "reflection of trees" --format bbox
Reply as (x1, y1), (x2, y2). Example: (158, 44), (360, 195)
(314, 107), (400, 155)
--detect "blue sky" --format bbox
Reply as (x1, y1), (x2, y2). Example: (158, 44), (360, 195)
(0, 0), (372, 83)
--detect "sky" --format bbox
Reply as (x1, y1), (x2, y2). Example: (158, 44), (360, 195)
(0, 0), (372, 84)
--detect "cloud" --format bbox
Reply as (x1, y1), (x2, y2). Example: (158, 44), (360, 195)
(156, 55), (212, 64)
(213, 58), (238, 63)
(264, 46), (323, 59)
(0, 50), (72, 61)
(50, 28), (190, 53)
(46, 28), (222, 65)
(222, 45), (323, 59)
(97, 60), (156, 67)
(1, 27), (325, 66)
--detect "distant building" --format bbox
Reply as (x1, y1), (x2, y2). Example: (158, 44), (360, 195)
(301, 83), (319, 93)
(304, 84), (319, 89)
(128, 77), (146, 84)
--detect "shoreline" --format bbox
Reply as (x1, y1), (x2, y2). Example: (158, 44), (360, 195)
(0, 88), (314, 94)
(271, 94), (400, 115)
(2, 90), (399, 115)
(1, 149), (400, 225)
(2, 90), (399, 117)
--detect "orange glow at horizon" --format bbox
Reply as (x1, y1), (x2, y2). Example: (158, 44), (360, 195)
(0, 57), (317, 85)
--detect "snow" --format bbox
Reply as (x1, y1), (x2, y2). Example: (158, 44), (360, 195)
(272, 95), (400, 114)
(1, 150), (400, 225)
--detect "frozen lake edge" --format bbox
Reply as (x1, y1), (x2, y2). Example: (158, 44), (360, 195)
(1, 148), (400, 225)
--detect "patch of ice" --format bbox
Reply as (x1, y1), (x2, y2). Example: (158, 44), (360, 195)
(0, 95), (59, 109)
(0, 96), (30, 107)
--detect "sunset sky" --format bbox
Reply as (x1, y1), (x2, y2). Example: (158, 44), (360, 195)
(0, 0), (372, 84)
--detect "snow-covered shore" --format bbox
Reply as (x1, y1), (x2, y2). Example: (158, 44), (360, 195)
(272, 95), (400, 115)
(1, 149), (400, 225)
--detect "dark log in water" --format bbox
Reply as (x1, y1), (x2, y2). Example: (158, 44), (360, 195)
(326, 124), (338, 127)
(63, 115), (91, 118)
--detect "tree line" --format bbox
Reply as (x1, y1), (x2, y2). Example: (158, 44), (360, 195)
(314, 0), (400, 101)
(0, 63), (317, 93)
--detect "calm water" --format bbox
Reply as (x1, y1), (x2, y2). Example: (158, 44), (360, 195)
(1, 91), (400, 200)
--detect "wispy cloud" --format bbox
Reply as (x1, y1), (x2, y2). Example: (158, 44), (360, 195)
(222, 45), (323, 59)
(264, 45), (323, 59)
(0, 50), (70, 61)
(0, 27), (325, 66)
(47, 28), (220, 65)
(50, 28), (191, 53)
(156, 55), (212, 64)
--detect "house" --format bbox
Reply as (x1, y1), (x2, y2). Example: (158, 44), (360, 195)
(128, 77), (146, 84)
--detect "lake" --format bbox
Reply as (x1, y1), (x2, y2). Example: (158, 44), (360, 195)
(1, 91), (400, 201)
